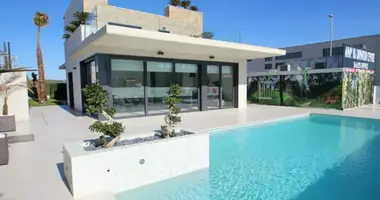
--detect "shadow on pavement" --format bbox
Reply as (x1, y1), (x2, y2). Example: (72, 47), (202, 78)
(56, 162), (71, 195)
(58, 105), (86, 117)
(293, 134), (380, 200)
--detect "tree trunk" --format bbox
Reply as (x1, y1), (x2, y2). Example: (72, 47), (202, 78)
(2, 97), (8, 115)
(279, 75), (284, 106)
(37, 27), (47, 103)
(105, 136), (120, 148)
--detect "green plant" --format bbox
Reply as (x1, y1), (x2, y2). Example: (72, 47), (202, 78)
(33, 11), (49, 104)
(0, 72), (30, 115)
(190, 32), (215, 39)
(83, 83), (124, 148)
(163, 84), (182, 137)
(201, 32), (215, 39)
(62, 11), (94, 39)
(189, 5), (198, 11)
(180, 0), (191, 9)
(169, 0), (182, 6)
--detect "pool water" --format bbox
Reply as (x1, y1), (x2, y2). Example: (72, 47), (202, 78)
(116, 114), (380, 200)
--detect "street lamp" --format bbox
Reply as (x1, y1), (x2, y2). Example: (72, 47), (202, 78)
(328, 14), (334, 57)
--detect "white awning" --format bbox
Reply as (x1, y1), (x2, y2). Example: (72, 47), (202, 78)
(73, 25), (285, 61)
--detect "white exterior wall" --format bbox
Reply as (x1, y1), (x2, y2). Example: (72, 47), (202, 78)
(67, 45), (249, 112)
(238, 60), (247, 109)
(375, 86), (380, 104)
(63, 133), (209, 199)
(0, 72), (29, 121)
(248, 34), (380, 85)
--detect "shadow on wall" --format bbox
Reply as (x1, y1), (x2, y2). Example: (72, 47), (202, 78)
(293, 134), (380, 200)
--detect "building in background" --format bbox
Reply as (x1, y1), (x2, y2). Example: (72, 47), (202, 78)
(248, 34), (380, 104)
(248, 34), (380, 84)
(59, 0), (284, 118)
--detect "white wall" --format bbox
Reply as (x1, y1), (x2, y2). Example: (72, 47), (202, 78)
(63, 133), (209, 199)
(374, 86), (380, 104)
(0, 72), (29, 121)
(238, 60), (247, 109)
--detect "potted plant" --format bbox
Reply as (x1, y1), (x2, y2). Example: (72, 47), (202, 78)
(82, 83), (124, 148)
(161, 84), (182, 137)
(0, 72), (28, 132)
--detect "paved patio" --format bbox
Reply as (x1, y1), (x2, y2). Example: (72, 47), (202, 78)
(0, 104), (380, 200)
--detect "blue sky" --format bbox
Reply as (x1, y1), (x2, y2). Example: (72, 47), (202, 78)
(0, 0), (379, 80)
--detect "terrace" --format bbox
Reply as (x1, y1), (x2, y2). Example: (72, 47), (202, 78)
(1, 104), (380, 200)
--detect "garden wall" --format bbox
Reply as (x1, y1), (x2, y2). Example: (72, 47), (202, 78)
(248, 68), (374, 110)
(63, 133), (209, 199)
(0, 72), (29, 121)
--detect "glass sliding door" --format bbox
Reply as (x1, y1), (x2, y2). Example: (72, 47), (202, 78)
(175, 63), (199, 112)
(206, 65), (220, 109)
(146, 61), (173, 115)
(111, 59), (145, 117)
(221, 65), (234, 108)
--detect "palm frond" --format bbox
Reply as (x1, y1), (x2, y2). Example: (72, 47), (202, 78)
(180, 0), (191, 9)
(33, 12), (49, 27)
(0, 72), (28, 99)
(62, 33), (71, 40)
(201, 32), (215, 39)
(64, 25), (77, 33)
(73, 11), (94, 25)
(169, 0), (181, 6)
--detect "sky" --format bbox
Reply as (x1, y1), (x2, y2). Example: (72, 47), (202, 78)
(0, 0), (379, 80)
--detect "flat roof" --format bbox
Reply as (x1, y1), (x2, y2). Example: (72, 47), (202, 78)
(72, 25), (285, 61)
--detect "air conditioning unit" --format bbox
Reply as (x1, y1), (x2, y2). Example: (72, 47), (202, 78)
(279, 64), (291, 71)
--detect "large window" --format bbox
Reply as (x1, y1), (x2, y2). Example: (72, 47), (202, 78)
(175, 63), (199, 111)
(206, 65), (220, 110)
(265, 57), (273, 62)
(322, 47), (344, 57)
(146, 61), (173, 115)
(111, 59), (145, 117)
(265, 64), (273, 70)
(221, 66), (234, 108)
(276, 52), (302, 60)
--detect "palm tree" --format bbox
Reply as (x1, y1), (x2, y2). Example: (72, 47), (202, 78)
(72, 11), (94, 25)
(201, 32), (215, 39)
(180, 0), (191, 9)
(33, 11), (49, 103)
(62, 12), (94, 40)
(62, 25), (76, 39)
(169, 0), (181, 6)
(189, 5), (198, 11)
(0, 72), (29, 115)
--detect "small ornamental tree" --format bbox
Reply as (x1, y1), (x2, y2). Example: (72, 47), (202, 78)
(82, 83), (124, 148)
(163, 84), (182, 137)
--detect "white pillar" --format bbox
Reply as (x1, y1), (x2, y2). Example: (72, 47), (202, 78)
(238, 60), (247, 109)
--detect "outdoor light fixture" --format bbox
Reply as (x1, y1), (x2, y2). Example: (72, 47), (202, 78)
(157, 50), (164, 55)
(209, 55), (215, 59)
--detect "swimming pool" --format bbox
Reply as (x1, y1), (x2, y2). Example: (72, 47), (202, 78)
(116, 114), (380, 200)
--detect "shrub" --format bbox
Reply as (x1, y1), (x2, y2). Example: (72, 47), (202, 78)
(83, 83), (124, 147)
(162, 84), (182, 137)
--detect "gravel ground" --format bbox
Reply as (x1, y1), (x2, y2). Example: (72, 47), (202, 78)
(83, 130), (193, 151)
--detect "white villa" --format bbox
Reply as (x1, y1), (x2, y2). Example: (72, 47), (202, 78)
(59, 0), (285, 118)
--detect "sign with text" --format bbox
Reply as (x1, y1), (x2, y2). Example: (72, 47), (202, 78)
(343, 45), (375, 70)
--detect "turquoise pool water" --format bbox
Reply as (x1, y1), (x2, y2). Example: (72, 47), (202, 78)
(116, 114), (380, 200)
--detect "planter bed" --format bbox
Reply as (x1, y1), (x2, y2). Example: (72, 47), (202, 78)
(63, 130), (209, 199)
(83, 130), (194, 151)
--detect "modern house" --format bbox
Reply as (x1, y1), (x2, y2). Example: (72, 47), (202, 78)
(60, 0), (284, 118)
